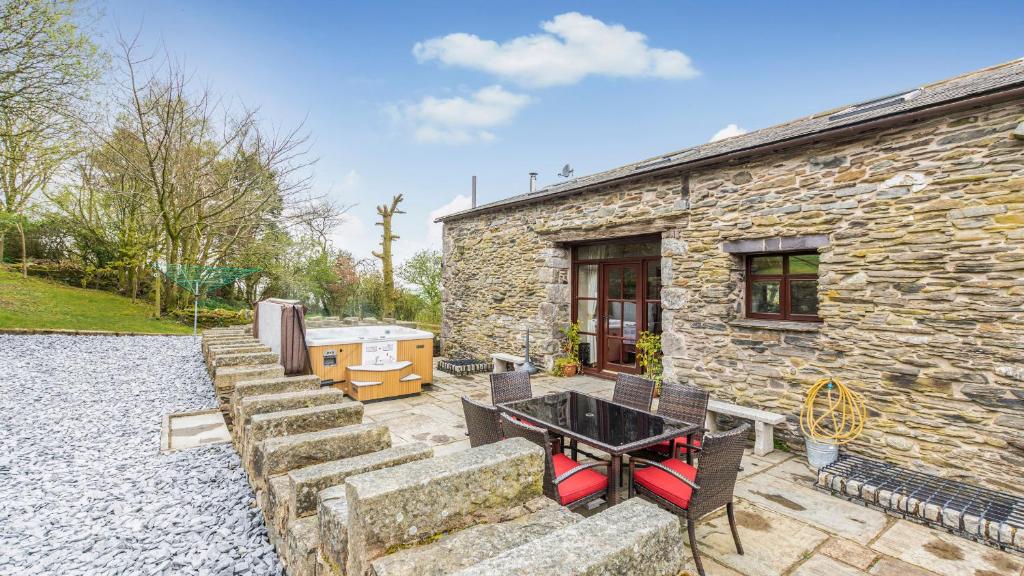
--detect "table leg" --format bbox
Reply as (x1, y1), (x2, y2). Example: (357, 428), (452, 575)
(608, 455), (621, 506)
(570, 439), (578, 461)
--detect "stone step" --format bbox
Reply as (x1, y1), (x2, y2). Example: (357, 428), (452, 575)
(213, 364), (284, 394)
(284, 515), (319, 576)
(451, 498), (686, 576)
(343, 437), (545, 576)
(234, 387), (348, 434)
(212, 351), (280, 369)
(232, 374), (321, 403)
(204, 344), (271, 366)
(251, 423), (390, 492)
(284, 443), (433, 526)
(243, 403), (365, 470)
(317, 485), (349, 576)
(370, 500), (579, 576)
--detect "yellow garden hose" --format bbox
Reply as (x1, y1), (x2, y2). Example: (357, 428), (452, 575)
(800, 378), (867, 445)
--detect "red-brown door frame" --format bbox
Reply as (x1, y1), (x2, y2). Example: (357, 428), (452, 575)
(571, 242), (660, 377)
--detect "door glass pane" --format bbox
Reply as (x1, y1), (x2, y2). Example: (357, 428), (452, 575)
(646, 303), (662, 334)
(751, 281), (781, 314)
(623, 342), (637, 365)
(577, 300), (598, 333)
(750, 256), (783, 275)
(577, 264), (598, 298)
(790, 253), (820, 274)
(607, 267), (622, 298)
(605, 338), (622, 365)
(646, 261), (662, 299)
(623, 302), (637, 343)
(623, 267), (637, 299)
(790, 279), (819, 316)
(579, 334), (598, 368)
(607, 302), (622, 336)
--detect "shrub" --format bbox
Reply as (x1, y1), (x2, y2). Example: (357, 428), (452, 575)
(171, 307), (250, 328)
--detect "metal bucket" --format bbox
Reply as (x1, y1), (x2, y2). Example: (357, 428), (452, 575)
(805, 437), (839, 469)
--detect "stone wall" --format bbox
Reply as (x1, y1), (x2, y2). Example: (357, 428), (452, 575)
(441, 98), (1024, 491)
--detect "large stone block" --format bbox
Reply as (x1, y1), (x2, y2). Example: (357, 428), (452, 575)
(369, 499), (577, 576)
(243, 402), (364, 468)
(451, 498), (685, 576)
(284, 515), (320, 576)
(234, 387), (347, 437)
(232, 374), (321, 404)
(213, 364), (284, 400)
(344, 437), (545, 576)
(212, 351), (280, 369)
(317, 485), (349, 576)
(251, 423), (390, 491)
(287, 443), (433, 524)
(204, 343), (269, 366)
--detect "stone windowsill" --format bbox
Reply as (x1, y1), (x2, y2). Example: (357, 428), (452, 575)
(728, 319), (822, 333)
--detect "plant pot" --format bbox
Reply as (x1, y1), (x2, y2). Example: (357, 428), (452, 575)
(804, 437), (839, 469)
(560, 364), (579, 377)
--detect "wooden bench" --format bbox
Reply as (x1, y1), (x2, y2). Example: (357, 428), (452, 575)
(491, 353), (525, 373)
(705, 400), (786, 456)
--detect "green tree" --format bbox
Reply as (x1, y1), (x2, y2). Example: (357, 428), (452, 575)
(398, 249), (442, 323)
(0, 0), (101, 275)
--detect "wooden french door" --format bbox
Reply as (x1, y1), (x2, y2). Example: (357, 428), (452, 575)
(601, 263), (641, 373)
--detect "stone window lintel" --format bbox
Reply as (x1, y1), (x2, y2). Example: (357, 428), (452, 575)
(728, 318), (822, 333)
(722, 234), (830, 254)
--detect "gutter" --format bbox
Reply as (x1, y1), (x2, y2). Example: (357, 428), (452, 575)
(438, 83), (1024, 223)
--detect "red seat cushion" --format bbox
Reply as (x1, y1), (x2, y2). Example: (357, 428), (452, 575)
(652, 436), (701, 456)
(552, 453), (608, 505)
(633, 458), (698, 510)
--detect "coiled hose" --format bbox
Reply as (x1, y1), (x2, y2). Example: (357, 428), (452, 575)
(800, 378), (867, 444)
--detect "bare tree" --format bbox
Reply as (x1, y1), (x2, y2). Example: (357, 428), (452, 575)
(372, 194), (404, 319)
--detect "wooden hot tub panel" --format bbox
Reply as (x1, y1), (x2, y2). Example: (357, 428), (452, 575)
(308, 338), (433, 400)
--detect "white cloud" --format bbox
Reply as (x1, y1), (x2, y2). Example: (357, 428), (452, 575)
(413, 12), (698, 88)
(391, 85), (530, 144)
(427, 194), (473, 248)
(709, 123), (747, 142)
(328, 212), (372, 255)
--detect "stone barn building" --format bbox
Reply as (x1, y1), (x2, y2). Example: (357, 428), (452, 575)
(438, 59), (1024, 490)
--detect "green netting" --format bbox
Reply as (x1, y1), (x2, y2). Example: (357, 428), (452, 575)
(155, 263), (261, 296)
(154, 262), (261, 334)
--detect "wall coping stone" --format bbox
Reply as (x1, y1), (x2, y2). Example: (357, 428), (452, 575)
(721, 234), (830, 254)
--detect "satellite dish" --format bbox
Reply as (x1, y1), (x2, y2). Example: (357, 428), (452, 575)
(558, 164), (574, 178)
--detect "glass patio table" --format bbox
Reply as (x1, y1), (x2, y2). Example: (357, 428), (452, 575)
(498, 390), (700, 505)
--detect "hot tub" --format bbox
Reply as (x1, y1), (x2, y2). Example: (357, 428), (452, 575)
(305, 325), (434, 401)
(305, 325), (434, 346)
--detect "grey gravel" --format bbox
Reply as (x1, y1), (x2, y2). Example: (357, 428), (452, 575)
(0, 335), (283, 576)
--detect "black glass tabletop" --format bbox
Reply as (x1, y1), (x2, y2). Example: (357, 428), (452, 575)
(498, 390), (698, 454)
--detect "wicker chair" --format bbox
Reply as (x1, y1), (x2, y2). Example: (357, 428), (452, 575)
(629, 424), (750, 576)
(612, 372), (656, 411)
(650, 381), (710, 460)
(500, 414), (610, 510)
(461, 396), (503, 448)
(490, 370), (532, 405)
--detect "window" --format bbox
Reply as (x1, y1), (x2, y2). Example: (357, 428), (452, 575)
(745, 252), (820, 322)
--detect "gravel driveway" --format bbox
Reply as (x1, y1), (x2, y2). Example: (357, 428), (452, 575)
(0, 335), (282, 576)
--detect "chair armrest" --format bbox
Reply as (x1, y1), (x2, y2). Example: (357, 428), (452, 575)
(629, 457), (700, 491)
(554, 461), (611, 485)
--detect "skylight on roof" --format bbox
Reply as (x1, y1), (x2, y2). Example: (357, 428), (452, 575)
(828, 88), (922, 121)
(633, 149), (696, 171)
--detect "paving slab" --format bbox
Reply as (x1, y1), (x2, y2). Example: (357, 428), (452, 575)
(867, 556), (942, 576)
(734, 469), (887, 543)
(790, 554), (868, 576)
(870, 520), (1024, 576)
(696, 500), (828, 576)
(819, 536), (881, 571)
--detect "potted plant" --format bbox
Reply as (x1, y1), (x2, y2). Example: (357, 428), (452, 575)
(636, 331), (663, 394)
(799, 378), (867, 469)
(551, 322), (581, 377)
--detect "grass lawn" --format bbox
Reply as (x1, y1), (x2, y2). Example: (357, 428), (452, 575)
(0, 269), (192, 334)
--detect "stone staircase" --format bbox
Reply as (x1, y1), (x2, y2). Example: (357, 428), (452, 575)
(201, 327), (690, 576)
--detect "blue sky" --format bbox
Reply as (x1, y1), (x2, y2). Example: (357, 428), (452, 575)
(100, 1), (1023, 261)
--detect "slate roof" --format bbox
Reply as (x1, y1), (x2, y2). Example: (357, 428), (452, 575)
(439, 58), (1024, 222)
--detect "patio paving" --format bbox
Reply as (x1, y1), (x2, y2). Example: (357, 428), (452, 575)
(367, 369), (1024, 576)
